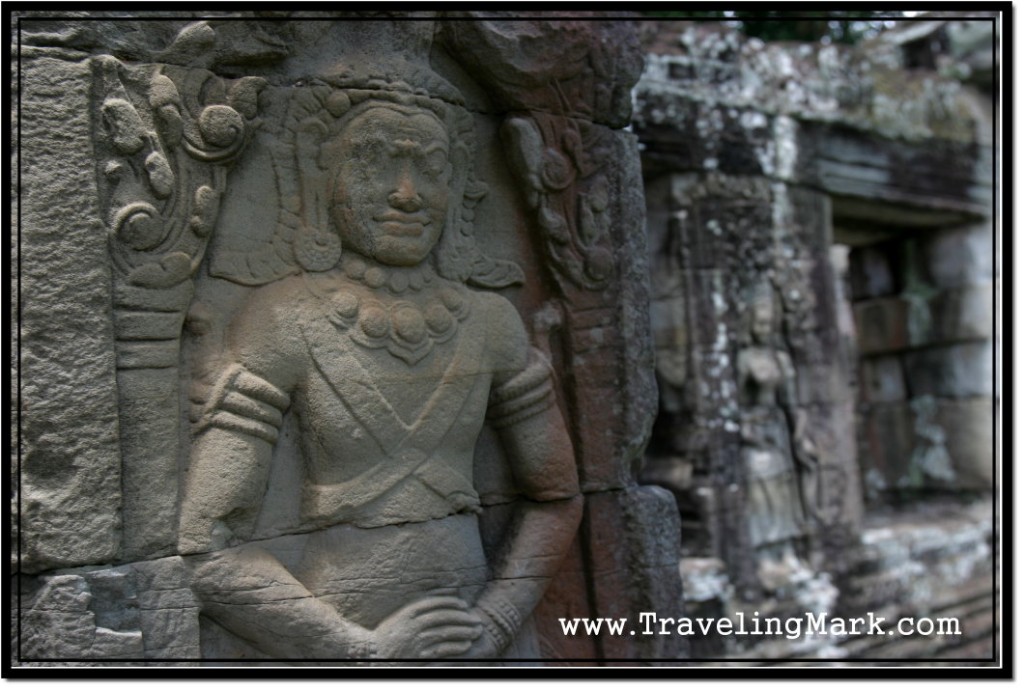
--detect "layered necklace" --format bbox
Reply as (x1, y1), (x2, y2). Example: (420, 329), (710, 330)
(309, 257), (470, 365)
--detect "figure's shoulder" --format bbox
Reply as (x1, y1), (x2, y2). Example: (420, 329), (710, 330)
(465, 288), (529, 369)
(225, 274), (311, 371)
(467, 287), (522, 324)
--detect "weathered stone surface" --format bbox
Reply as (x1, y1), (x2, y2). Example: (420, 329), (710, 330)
(643, 165), (860, 599)
(837, 499), (993, 659)
(929, 282), (994, 344)
(796, 361), (853, 406)
(17, 558), (202, 663)
(635, 22), (991, 222)
(859, 402), (914, 498)
(131, 557), (201, 660)
(853, 297), (911, 355)
(440, 15), (644, 129)
(922, 223), (994, 289)
(19, 55), (122, 574)
(903, 343), (993, 398)
(19, 572), (144, 661)
(636, 16), (996, 664)
(859, 355), (907, 403)
(581, 486), (685, 659)
(848, 244), (898, 300)
(807, 123), (989, 222)
(935, 397), (994, 490)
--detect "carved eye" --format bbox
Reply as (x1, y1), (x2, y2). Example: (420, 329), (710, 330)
(422, 148), (448, 176)
(351, 139), (386, 169)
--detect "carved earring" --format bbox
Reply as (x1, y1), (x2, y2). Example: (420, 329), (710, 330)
(293, 117), (340, 272)
(294, 224), (341, 272)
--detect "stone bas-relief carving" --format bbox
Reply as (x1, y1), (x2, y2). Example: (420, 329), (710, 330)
(737, 285), (817, 591)
(16, 15), (679, 666)
(180, 78), (581, 660)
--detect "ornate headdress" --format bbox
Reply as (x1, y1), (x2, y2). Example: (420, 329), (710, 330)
(210, 57), (523, 289)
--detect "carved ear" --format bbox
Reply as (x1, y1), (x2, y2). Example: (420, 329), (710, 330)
(296, 119), (329, 227)
(286, 119), (340, 272)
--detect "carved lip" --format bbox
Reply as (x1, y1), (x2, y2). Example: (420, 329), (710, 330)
(374, 211), (431, 236)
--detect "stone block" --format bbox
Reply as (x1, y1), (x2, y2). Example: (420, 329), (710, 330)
(859, 402), (915, 492)
(862, 394), (992, 496)
(922, 224), (993, 289)
(19, 572), (144, 662)
(935, 397), (994, 491)
(19, 55), (121, 573)
(853, 297), (911, 355)
(859, 355), (907, 403)
(929, 282), (994, 344)
(849, 244), (898, 300)
(581, 486), (685, 659)
(131, 557), (202, 659)
(796, 361), (853, 405)
(903, 343), (993, 398)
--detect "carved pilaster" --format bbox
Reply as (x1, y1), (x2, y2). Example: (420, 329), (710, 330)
(91, 31), (262, 560)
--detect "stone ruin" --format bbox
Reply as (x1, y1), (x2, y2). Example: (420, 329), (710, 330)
(11, 12), (999, 669)
(635, 16), (996, 661)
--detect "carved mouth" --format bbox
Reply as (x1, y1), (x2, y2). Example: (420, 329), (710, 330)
(374, 212), (431, 236)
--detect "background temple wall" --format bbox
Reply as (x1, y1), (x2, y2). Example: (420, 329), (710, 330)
(634, 16), (996, 661)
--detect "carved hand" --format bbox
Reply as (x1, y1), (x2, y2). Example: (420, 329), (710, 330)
(455, 608), (504, 659)
(373, 595), (483, 659)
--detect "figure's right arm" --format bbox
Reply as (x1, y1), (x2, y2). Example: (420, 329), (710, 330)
(179, 284), (303, 554)
(177, 286), (377, 658)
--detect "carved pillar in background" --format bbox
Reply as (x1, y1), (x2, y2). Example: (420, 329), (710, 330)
(19, 52), (122, 574)
(636, 51), (862, 595)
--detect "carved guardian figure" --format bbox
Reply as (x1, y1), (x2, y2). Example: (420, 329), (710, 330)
(178, 71), (582, 660)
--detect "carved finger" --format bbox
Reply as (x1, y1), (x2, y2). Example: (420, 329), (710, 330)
(412, 608), (482, 631)
(417, 623), (483, 646)
(404, 595), (470, 619)
(419, 639), (475, 659)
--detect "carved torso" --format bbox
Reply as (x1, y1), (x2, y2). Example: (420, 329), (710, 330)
(226, 268), (527, 532)
(739, 345), (791, 409)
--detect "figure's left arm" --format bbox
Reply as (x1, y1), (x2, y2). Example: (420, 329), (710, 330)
(778, 351), (815, 468)
(468, 298), (583, 657)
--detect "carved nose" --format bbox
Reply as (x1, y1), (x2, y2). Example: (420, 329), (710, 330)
(388, 174), (422, 212)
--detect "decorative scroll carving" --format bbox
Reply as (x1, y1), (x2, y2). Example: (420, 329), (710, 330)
(439, 19), (649, 497)
(96, 52), (262, 360)
(92, 29), (263, 559)
(501, 114), (616, 292)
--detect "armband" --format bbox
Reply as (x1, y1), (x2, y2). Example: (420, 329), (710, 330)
(487, 348), (556, 429)
(196, 364), (289, 444)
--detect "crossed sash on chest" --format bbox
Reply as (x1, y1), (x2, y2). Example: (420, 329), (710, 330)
(300, 311), (488, 527)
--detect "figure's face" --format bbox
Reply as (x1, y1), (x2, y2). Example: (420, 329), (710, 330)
(751, 305), (772, 344)
(329, 106), (451, 267)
